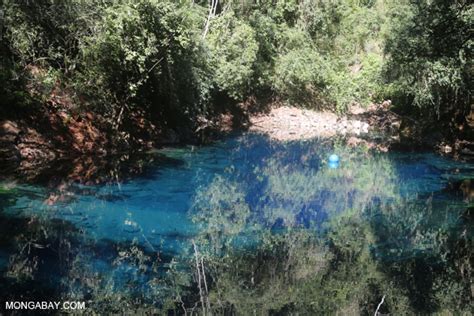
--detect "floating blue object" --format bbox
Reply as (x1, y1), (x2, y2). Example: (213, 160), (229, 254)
(328, 154), (339, 169)
(329, 154), (339, 163)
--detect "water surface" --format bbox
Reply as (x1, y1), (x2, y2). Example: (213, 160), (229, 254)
(0, 133), (472, 314)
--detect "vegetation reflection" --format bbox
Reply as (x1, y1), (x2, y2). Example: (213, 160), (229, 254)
(0, 141), (472, 314)
(187, 141), (472, 314)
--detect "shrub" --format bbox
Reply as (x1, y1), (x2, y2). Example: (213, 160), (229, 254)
(270, 27), (330, 107)
(79, 0), (212, 124)
(384, 0), (472, 119)
(206, 12), (259, 100)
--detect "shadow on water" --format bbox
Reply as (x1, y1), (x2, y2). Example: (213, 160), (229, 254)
(0, 133), (472, 314)
(0, 151), (185, 187)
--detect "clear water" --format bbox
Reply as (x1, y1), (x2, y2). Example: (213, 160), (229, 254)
(0, 133), (472, 314)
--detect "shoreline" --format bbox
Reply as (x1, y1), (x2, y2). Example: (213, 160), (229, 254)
(0, 102), (471, 185)
(248, 103), (406, 152)
(249, 106), (369, 141)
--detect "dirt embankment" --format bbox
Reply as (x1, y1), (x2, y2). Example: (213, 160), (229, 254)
(0, 63), (186, 182)
(0, 104), (178, 182)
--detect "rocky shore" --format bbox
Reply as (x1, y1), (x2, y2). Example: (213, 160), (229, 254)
(249, 106), (370, 141)
(248, 103), (409, 152)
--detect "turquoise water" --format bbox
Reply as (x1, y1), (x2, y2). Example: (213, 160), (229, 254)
(0, 133), (472, 314)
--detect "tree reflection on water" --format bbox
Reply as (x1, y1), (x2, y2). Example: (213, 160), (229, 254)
(0, 136), (472, 314)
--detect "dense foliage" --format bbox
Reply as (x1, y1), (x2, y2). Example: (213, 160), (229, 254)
(1, 0), (472, 131)
(384, 0), (472, 122)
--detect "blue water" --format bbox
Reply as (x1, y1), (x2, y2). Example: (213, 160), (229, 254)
(0, 133), (472, 314)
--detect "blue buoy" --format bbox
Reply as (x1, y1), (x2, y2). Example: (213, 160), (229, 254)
(328, 154), (339, 169)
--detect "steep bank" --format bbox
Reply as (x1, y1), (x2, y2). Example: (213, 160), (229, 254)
(0, 96), (248, 183)
(0, 104), (178, 182)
